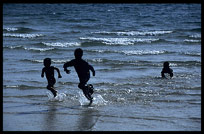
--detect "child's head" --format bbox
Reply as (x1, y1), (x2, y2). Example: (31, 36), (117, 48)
(44, 58), (51, 67)
(74, 48), (83, 59)
(163, 61), (170, 68)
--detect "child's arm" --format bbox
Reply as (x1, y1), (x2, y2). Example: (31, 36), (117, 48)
(54, 67), (62, 78)
(41, 68), (45, 78)
(63, 60), (74, 74)
(89, 65), (95, 76)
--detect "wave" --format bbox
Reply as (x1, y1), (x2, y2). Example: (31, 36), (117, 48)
(189, 34), (201, 39)
(4, 41), (81, 52)
(184, 39), (201, 43)
(3, 27), (37, 33)
(182, 52), (201, 57)
(42, 42), (81, 47)
(88, 58), (200, 67)
(20, 59), (69, 64)
(4, 45), (24, 49)
(80, 37), (160, 45)
(87, 49), (200, 59)
(92, 30), (173, 36)
(4, 45), (55, 52)
(87, 49), (172, 56)
(24, 47), (55, 52)
(4, 84), (43, 90)
(121, 50), (167, 55)
(169, 60), (201, 67)
(3, 33), (44, 38)
(3, 27), (18, 32)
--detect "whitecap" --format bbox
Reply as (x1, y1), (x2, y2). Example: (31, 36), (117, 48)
(184, 39), (201, 43)
(80, 37), (159, 45)
(42, 42), (81, 47)
(121, 50), (165, 55)
(3, 33), (43, 38)
(24, 47), (54, 52)
(189, 34), (201, 38)
(92, 30), (173, 36)
(3, 27), (18, 32)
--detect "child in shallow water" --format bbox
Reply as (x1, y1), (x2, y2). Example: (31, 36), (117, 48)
(41, 58), (62, 97)
(63, 48), (95, 104)
(161, 61), (173, 78)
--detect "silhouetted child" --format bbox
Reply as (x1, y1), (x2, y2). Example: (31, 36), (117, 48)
(41, 58), (62, 97)
(63, 48), (95, 104)
(161, 61), (173, 78)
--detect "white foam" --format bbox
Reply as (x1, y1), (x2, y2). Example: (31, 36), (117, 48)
(3, 33), (43, 38)
(32, 59), (43, 63)
(80, 37), (159, 45)
(92, 58), (104, 63)
(5, 85), (19, 88)
(51, 59), (70, 63)
(189, 34), (201, 38)
(93, 30), (173, 36)
(42, 42), (81, 47)
(4, 27), (18, 31)
(25, 47), (54, 52)
(78, 91), (107, 106)
(184, 39), (201, 43)
(121, 50), (165, 55)
(92, 94), (108, 106)
(31, 59), (69, 63)
(47, 91), (67, 102)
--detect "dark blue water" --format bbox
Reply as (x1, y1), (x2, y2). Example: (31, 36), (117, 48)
(3, 4), (201, 131)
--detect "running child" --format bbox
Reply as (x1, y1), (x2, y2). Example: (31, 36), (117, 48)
(63, 48), (95, 104)
(41, 58), (62, 97)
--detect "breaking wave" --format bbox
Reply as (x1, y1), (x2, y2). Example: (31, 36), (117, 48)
(92, 30), (173, 36)
(3, 33), (44, 38)
(80, 37), (160, 45)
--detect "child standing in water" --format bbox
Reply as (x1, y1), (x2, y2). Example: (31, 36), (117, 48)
(41, 58), (62, 97)
(63, 48), (95, 104)
(161, 61), (173, 78)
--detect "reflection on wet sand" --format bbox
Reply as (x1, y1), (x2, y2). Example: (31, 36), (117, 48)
(43, 102), (57, 131)
(77, 107), (99, 131)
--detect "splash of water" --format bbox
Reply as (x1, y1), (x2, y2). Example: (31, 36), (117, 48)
(78, 91), (107, 106)
(46, 91), (67, 102)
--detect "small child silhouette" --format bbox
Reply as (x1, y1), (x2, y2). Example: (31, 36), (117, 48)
(63, 48), (95, 104)
(161, 61), (173, 78)
(41, 58), (62, 97)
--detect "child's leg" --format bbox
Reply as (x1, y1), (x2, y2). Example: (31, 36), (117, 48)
(78, 82), (92, 100)
(87, 84), (94, 95)
(47, 85), (57, 97)
(47, 79), (57, 97)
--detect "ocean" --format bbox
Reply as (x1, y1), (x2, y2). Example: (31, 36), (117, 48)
(3, 4), (201, 131)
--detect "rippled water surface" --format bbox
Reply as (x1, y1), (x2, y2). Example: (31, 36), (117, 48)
(3, 4), (201, 131)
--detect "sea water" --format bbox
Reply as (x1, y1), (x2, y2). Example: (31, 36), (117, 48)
(3, 4), (201, 131)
